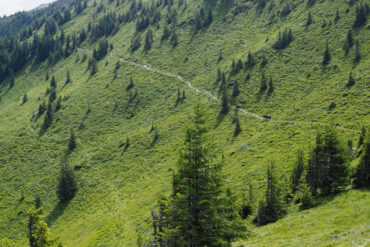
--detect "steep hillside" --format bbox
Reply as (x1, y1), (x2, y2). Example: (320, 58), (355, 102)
(0, 0), (369, 246)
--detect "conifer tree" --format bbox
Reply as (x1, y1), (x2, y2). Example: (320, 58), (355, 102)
(152, 105), (246, 245)
(57, 162), (77, 203)
(234, 117), (241, 136)
(28, 208), (54, 247)
(65, 70), (71, 84)
(268, 77), (274, 94)
(357, 125), (366, 148)
(220, 86), (229, 114)
(346, 29), (353, 48)
(353, 132), (370, 187)
(307, 128), (349, 195)
(346, 71), (355, 88)
(255, 164), (285, 226)
(259, 72), (267, 93)
(232, 81), (240, 98)
(295, 172), (313, 210)
(322, 42), (331, 65)
(50, 76), (56, 89)
(306, 11), (313, 26)
(41, 103), (53, 132)
(170, 28), (178, 47)
(90, 58), (98, 75)
(291, 150), (304, 193)
(68, 129), (76, 151)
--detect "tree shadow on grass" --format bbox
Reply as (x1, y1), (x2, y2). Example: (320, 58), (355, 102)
(46, 201), (69, 226)
(215, 112), (227, 128)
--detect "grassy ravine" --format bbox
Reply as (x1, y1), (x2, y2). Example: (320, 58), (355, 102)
(0, 0), (369, 246)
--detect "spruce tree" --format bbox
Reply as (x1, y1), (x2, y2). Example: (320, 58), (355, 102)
(41, 103), (53, 132)
(346, 71), (355, 88)
(220, 86), (229, 114)
(154, 105), (246, 245)
(322, 42), (331, 65)
(255, 164), (285, 226)
(65, 70), (71, 84)
(346, 29), (353, 48)
(295, 172), (313, 210)
(57, 162), (77, 203)
(268, 77), (274, 94)
(232, 81), (240, 98)
(357, 125), (366, 148)
(50, 76), (56, 89)
(291, 150), (304, 193)
(234, 117), (241, 136)
(68, 129), (76, 150)
(306, 11), (313, 26)
(28, 208), (53, 247)
(353, 133), (370, 187)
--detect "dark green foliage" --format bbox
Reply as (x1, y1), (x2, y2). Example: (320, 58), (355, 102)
(346, 71), (355, 88)
(9, 75), (15, 88)
(353, 3), (369, 27)
(232, 81), (240, 97)
(259, 72), (267, 93)
(353, 132), (370, 187)
(307, 0), (316, 6)
(50, 76), (56, 89)
(195, 13), (202, 30)
(220, 86), (229, 114)
(170, 28), (178, 47)
(130, 33), (141, 52)
(35, 196), (41, 209)
(281, 1), (291, 16)
(334, 11), (340, 23)
(65, 70), (71, 84)
(90, 58), (98, 76)
(307, 128), (349, 195)
(261, 54), (268, 67)
(90, 12), (119, 41)
(355, 40), (361, 62)
(144, 29), (153, 50)
(216, 68), (221, 84)
(22, 94), (28, 105)
(161, 26), (170, 41)
(231, 59), (243, 74)
(55, 97), (62, 112)
(218, 50), (223, 62)
(48, 89), (56, 103)
(295, 173), (314, 210)
(205, 9), (213, 26)
(94, 39), (109, 60)
(45, 72), (49, 81)
(306, 11), (313, 26)
(268, 77), (274, 94)
(37, 101), (46, 118)
(150, 106), (246, 245)
(68, 129), (76, 151)
(291, 150), (305, 193)
(273, 28), (293, 49)
(245, 51), (255, 68)
(240, 186), (253, 220)
(234, 117), (241, 136)
(127, 78), (134, 91)
(357, 126), (366, 148)
(41, 103), (53, 132)
(57, 163), (77, 203)
(322, 42), (331, 65)
(255, 165), (285, 226)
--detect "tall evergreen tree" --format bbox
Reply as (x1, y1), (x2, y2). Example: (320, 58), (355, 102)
(57, 162), (77, 203)
(220, 86), (229, 114)
(291, 150), (305, 193)
(353, 132), (370, 187)
(355, 40), (361, 62)
(255, 164), (285, 226)
(68, 129), (76, 151)
(151, 105), (246, 245)
(322, 42), (331, 65)
(232, 81), (240, 98)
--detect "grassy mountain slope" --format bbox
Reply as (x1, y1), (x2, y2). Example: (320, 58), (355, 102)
(0, 0), (369, 246)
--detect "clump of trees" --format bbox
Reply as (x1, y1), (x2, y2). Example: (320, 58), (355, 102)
(272, 28), (293, 49)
